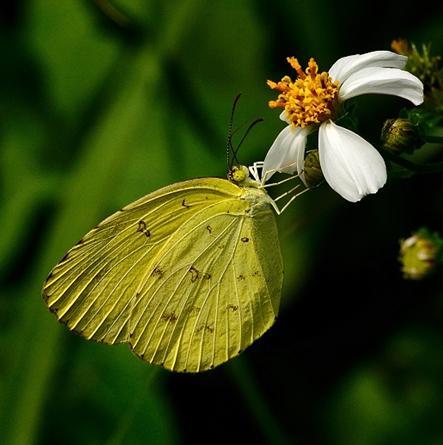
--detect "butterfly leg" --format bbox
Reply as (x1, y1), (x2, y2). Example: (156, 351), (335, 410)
(248, 161), (264, 182)
(260, 161), (298, 185)
(274, 184), (301, 202)
(274, 187), (312, 214)
(262, 174), (300, 189)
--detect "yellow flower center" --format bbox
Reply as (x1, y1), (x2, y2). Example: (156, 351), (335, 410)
(267, 57), (339, 128)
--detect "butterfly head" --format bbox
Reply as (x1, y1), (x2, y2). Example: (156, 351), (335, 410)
(228, 165), (248, 182)
(228, 164), (260, 188)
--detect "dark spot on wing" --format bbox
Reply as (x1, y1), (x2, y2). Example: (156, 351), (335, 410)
(206, 225), (212, 234)
(137, 220), (146, 232)
(189, 266), (199, 282)
(182, 199), (191, 208)
(203, 273), (211, 280)
(161, 312), (178, 323)
(137, 220), (151, 238)
(241, 237), (249, 243)
(189, 306), (200, 314)
(237, 274), (245, 281)
(197, 324), (214, 333)
(151, 267), (163, 278)
(227, 304), (238, 312)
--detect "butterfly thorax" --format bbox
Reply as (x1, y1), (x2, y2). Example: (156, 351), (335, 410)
(240, 186), (274, 215)
(229, 164), (274, 215)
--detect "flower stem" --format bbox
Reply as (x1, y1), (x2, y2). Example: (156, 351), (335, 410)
(105, 368), (161, 445)
(382, 149), (443, 174)
(424, 134), (443, 144)
(227, 358), (292, 445)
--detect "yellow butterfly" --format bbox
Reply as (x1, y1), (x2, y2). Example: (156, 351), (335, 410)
(42, 163), (285, 372)
(42, 96), (307, 372)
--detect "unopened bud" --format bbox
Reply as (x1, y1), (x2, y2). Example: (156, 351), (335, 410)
(399, 230), (442, 280)
(303, 150), (324, 187)
(381, 118), (424, 154)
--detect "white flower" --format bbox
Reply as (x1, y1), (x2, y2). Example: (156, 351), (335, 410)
(263, 51), (424, 202)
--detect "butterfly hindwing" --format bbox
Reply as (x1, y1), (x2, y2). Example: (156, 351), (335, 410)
(129, 193), (282, 372)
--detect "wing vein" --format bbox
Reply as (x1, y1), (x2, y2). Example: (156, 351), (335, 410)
(135, 216), (239, 359)
(68, 242), (149, 330)
(129, 202), (237, 333)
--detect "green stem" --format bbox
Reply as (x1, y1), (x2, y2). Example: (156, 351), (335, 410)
(105, 368), (161, 445)
(424, 134), (443, 144)
(227, 358), (292, 445)
(382, 149), (443, 174)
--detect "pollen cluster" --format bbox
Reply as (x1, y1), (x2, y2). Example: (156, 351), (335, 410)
(268, 57), (339, 128)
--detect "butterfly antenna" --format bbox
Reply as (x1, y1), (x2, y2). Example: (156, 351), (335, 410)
(227, 93), (242, 170)
(232, 118), (264, 162)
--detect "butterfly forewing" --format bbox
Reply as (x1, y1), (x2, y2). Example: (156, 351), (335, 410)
(43, 179), (241, 344)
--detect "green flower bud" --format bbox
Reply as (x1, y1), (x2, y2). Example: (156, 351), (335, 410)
(381, 118), (424, 154)
(399, 229), (442, 280)
(303, 150), (324, 187)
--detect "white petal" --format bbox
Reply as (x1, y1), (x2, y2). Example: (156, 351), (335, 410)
(296, 129), (307, 184)
(279, 109), (290, 124)
(319, 121), (387, 202)
(338, 66), (424, 105)
(263, 126), (309, 181)
(329, 50), (407, 84)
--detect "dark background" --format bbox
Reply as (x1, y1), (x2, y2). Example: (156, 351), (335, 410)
(1, 1), (443, 444)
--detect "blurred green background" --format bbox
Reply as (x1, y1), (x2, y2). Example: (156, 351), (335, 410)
(1, 1), (443, 444)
